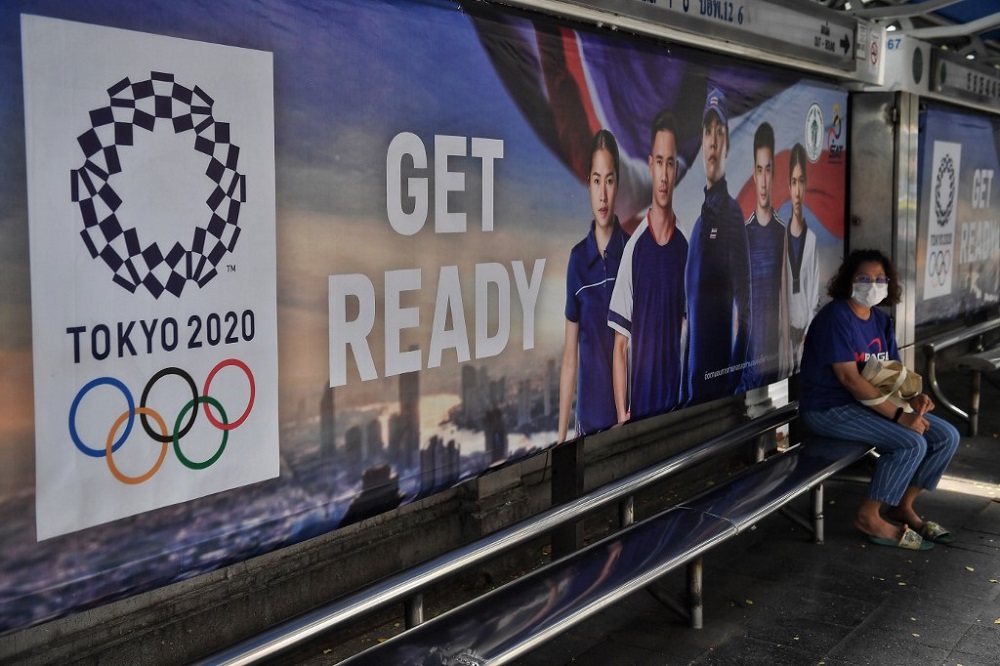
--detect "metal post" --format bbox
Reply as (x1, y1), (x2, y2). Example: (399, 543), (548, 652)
(970, 334), (984, 436)
(687, 557), (703, 629)
(926, 347), (970, 424)
(812, 484), (825, 545)
(970, 370), (981, 437)
(551, 438), (585, 559)
(404, 593), (424, 629)
(619, 495), (635, 527)
(787, 374), (804, 444)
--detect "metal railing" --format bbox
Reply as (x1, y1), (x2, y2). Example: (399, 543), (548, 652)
(192, 403), (798, 666)
(923, 317), (1000, 435)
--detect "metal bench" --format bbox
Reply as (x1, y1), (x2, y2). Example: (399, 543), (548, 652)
(337, 439), (872, 666)
(195, 406), (802, 665)
(923, 316), (1000, 436)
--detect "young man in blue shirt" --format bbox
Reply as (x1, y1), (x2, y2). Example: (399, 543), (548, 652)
(742, 122), (790, 388)
(608, 111), (688, 421)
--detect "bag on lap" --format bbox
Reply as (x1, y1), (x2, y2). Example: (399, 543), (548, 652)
(859, 358), (922, 413)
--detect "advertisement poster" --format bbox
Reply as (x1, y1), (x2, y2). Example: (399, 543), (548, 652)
(916, 104), (1000, 324)
(0, 0), (846, 633)
(22, 15), (279, 540)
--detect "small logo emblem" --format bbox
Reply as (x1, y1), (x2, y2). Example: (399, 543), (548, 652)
(934, 153), (956, 227)
(805, 103), (824, 163)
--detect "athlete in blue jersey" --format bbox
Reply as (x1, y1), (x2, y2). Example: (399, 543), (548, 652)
(608, 111), (687, 421)
(742, 122), (790, 388)
(801, 249), (959, 550)
(787, 143), (820, 372)
(559, 130), (627, 441)
(685, 87), (752, 403)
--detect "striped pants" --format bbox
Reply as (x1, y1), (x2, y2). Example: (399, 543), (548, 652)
(802, 403), (960, 506)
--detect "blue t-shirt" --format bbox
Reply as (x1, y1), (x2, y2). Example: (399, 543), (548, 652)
(800, 299), (899, 411)
(685, 178), (752, 403)
(565, 221), (627, 435)
(744, 210), (786, 387)
(608, 216), (688, 419)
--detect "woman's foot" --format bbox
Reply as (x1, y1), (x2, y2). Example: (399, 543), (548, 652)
(854, 514), (904, 542)
(886, 506), (924, 531)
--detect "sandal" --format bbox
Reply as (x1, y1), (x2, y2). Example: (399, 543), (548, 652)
(921, 521), (954, 544)
(867, 526), (934, 551)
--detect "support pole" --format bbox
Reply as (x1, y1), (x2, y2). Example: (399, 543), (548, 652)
(619, 495), (635, 528)
(812, 484), (825, 545)
(404, 593), (423, 629)
(688, 557), (703, 629)
(551, 438), (585, 559)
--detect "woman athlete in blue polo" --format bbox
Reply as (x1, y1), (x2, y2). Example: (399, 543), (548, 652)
(558, 130), (627, 441)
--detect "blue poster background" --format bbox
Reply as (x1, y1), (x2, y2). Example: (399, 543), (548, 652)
(916, 103), (1000, 325)
(0, 0), (846, 633)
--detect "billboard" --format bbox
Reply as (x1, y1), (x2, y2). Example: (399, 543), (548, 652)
(0, 0), (846, 633)
(916, 103), (1000, 324)
(22, 15), (279, 540)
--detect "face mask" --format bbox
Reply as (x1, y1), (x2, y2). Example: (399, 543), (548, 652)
(852, 282), (888, 308)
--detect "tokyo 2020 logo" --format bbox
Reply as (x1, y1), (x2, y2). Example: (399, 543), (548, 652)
(68, 359), (255, 484)
(25, 15), (277, 537)
(70, 71), (245, 299)
(934, 153), (956, 227)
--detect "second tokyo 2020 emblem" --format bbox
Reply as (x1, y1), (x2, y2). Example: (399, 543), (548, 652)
(934, 153), (956, 227)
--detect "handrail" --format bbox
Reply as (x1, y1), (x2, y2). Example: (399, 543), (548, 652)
(922, 317), (1000, 355)
(192, 402), (798, 666)
(922, 316), (1000, 436)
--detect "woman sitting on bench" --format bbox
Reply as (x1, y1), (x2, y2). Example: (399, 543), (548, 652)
(799, 248), (960, 551)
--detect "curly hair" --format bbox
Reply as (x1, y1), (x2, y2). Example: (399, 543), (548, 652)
(827, 248), (902, 305)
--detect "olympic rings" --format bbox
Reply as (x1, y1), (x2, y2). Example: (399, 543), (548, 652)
(68, 358), (253, 482)
(927, 249), (951, 287)
(141, 367), (198, 443)
(107, 407), (168, 484)
(174, 396), (228, 470)
(70, 377), (134, 457)
(202, 358), (254, 430)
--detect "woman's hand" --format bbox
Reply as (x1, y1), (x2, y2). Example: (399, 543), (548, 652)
(908, 393), (934, 416)
(898, 411), (929, 434)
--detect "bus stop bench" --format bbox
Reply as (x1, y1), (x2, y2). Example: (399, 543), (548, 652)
(339, 439), (872, 666)
(923, 316), (1000, 435)
(195, 406), (804, 666)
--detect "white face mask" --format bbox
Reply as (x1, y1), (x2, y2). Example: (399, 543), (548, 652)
(852, 282), (888, 308)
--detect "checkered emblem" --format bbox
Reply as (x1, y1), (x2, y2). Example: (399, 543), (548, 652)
(70, 72), (245, 298)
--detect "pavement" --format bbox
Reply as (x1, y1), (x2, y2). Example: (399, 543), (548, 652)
(507, 369), (1000, 666)
(296, 368), (1000, 666)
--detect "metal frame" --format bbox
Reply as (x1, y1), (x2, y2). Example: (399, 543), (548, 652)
(922, 317), (1000, 435)
(895, 91), (920, 368)
(194, 405), (798, 666)
(494, 0), (870, 81)
(337, 439), (871, 665)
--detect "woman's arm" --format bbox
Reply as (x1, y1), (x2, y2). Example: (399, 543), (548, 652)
(557, 320), (579, 442)
(831, 360), (928, 433)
